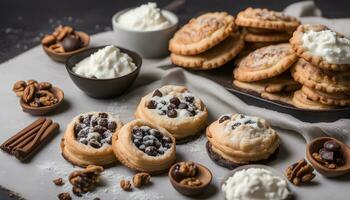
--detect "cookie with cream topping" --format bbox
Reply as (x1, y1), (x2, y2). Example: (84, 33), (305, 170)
(135, 85), (208, 143)
(206, 113), (280, 169)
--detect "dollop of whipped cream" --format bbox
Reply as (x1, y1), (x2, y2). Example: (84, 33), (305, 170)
(302, 30), (350, 64)
(117, 2), (170, 31)
(72, 45), (136, 79)
(222, 168), (290, 200)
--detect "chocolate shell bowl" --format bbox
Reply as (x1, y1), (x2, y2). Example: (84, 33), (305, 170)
(42, 31), (90, 63)
(20, 87), (64, 116)
(65, 46), (142, 99)
(306, 137), (350, 178)
(168, 161), (212, 197)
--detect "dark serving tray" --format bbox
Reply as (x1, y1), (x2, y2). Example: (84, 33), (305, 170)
(168, 62), (350, 123)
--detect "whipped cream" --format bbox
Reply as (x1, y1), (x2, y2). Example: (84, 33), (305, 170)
(302, 30), (350, 64)
(72, 45), (136, 79)
(222, 168), (290, 200)
(117, 2), (170, 31)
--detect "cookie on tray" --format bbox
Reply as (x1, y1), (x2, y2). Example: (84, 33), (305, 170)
(171, 34), (244, 70)
(244, 31), (292, 43)
(291, 58), (350, 93)
(169, 12), (235, 56)
(292, 90), (337, 110)
(301, 86), (350, 106)
(234, 43), (298, 82)
(206, 113), (280, 169)
(290, 24), (350, 71)
(235, 7), (300, 31)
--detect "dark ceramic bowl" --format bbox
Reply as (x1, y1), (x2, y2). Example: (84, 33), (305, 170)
(65, 46), (142, 98)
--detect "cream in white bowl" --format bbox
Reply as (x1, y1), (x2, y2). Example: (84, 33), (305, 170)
(112, 2), (178, 58)
(222, 165), (292, 200)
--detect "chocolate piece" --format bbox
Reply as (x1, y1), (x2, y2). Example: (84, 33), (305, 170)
(131, 126), (172, 156)
(167, 109), (177, 118)
(152, 89), (162, 97)
(58, 192), (72, 200)
(178, 102), (188, 109)
(108, 121), (117, 131)
(61, 34), (82, 52)
(219, 115), (230, 123)
(185, 95), (194, 103)
(320, 150), (334, 161)
(53, 178), (64, 186)
(324, 140), (340, 152)
(170, 97), (180, 106)
(147, 100), (157, 109)
(98, 113), (108, 118)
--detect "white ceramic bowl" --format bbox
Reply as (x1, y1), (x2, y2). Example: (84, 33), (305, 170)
(221, 165), (293, 200)
(112, 8), (178, 58)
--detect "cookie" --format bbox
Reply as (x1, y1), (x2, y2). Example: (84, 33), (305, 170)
(261, 92), (293, 105)
(169, 12), (235, 56)
(234, 43), (298, 82)
(235, 7), (300, 31)
(291, 59), (350, 93)
(244, 31), (291, 43)
(292, 90), (337, 110)
(290, 24), (350, 71)
(245, 27), (291, 34)
(233, 73), (300, 94)
(301, 86), (350, 106)
(171, 35), (244, 70)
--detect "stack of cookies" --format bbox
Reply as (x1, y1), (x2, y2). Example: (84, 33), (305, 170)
(289, 24), (350, 110)
(235, 8), (300, 51)
(169, 12), (244, 70)
(233, 43), (300, 105)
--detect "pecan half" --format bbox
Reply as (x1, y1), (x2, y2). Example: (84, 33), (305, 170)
(41, 35), (56, 46)
(132, 172), (151, 188)
(12, 80), (27, 97)
(38, 82), (52, 90)
(49, 43), (65, 53)
(22, 85), (36, 103)
(285, 159), (316, 186)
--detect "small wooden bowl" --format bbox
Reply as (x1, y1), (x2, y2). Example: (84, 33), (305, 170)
(306, 137), (350, 177)
(168, 161), (212, 197)
(19, 87), (64, 116)
(42, 31), (90, 63)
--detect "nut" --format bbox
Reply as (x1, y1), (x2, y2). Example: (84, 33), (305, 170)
(132, 172), (151, 188)
(120, 179), (132, 191)
(27, 80), (38, 86)
(172, 161), (197, 182)
(38, 82), (52, 90)
(22, 85), (36, 103)
(12, 80), (27, 97)
(285, 159), (315, 186)
(49, 43), (65, 53)
(179, 177), (202, 187)
(58, 192), (71, 200)
(53, 178), (64, 186)
(69, 165), (104, 196)
(41, 34), (56, 46)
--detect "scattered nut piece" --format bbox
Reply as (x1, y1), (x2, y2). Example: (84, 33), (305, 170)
(69, 165), (104, 196)
(53, 177), (64, 186)
(57, 192), (71, 200)
(120, 179), (132, 191)
(180, 177), (202, 187)
(132, 172), (151, 188)
(285, 159), (316, 186)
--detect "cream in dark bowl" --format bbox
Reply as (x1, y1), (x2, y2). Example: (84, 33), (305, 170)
(65, 45), (142, 98)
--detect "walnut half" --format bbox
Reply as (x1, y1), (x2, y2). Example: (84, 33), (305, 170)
(132, 172), (151, 188)
(285, 159), (315, 186)
(69, 165), (104, 196)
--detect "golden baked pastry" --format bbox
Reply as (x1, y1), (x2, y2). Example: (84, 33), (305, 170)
(112, 119), (176, 174)
(61, 112), (123, 167)
(135, 85), (208, 142)
(292, 90), (336, 110)
(206, 113), (280, 168)
(169, 12), (235, 55)
(234, 43), (298, 82)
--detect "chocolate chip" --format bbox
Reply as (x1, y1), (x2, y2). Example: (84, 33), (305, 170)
(324, 140), (340, 152)
(89, 139), (102, 148)
(83, 116), (91, 125)
(167, 109), (177, 118)
(149, 129), (162, 139)
(108, 121), (117, 131)
(145, 146), (157, 156)
(75, 124), (84, 133)
(78, 116), (84, 123)
(98, 113), (108, 118)
(133, 138), (143, 147)
(320, 150), (334, 161)
(147, 100), (157, 109)
(178, 103), (188, 109)
(185, 96), (194, 103)
(98, 118), (108, 127)
(62, 35), (82, 52)
(91, 118), (98, 127)
(168, 103), (177, 110)
(219, 115), (230, 123)
(232, 122), (241, 130)
(170, 97), (180, 106)
(152, 89), (162, 97)
(92, 125), (107, 134)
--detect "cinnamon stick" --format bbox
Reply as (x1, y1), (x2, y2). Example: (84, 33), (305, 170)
(14, 122), (59, 161)
(0, 118), (45, 151)
(31, 119), (52, 146)
(4, 125), (41, 152)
